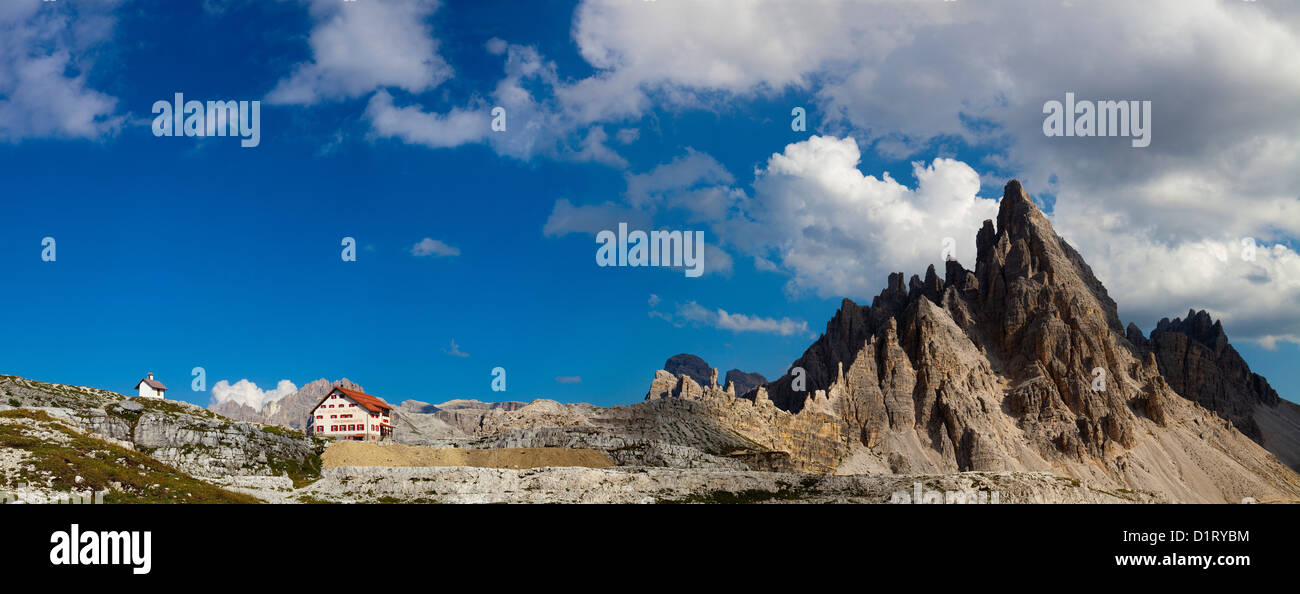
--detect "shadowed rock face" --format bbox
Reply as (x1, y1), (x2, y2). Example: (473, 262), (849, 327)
(1127, 310), (1300, 470)
(724, 369), (767, 396)
(1138, 310), (1279, 439)
(664, 354), (713, 387)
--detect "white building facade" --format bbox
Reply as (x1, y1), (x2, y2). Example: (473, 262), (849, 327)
(307, 387), (394, 441)
(135, 373), (167, 399)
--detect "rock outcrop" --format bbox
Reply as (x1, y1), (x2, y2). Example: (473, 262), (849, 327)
(391, 398), (529, 442)
(0, 375), (320, 480)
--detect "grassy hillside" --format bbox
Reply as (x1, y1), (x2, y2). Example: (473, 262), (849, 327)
(0, 409), (260, 503)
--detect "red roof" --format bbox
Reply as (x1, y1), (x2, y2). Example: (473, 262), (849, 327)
(315, 386), (393, 414)
(135, 377), (167, 391)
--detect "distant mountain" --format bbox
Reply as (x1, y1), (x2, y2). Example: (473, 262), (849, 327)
(663, 354), (713, 386)
(659, 353), (767, 395)
(210, 378), (363, 429)
(393, 398), (529, 440)
(724, 369), (767, 396)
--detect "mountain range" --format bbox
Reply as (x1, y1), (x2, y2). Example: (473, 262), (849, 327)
(202, 180), (1300, 503)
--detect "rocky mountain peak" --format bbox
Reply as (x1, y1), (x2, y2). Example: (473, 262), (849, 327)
(1154, 309), (1228, 351)
(1138, 308), (1286, 452)
(725, 179), (1300, 500)
(663, 354), (713, 387)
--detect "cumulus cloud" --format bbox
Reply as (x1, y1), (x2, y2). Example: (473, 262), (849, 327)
(410, 237), (460, 257)
(0, 1), (124, 141)
(210, 379), (298, 411)
(273, 0), (1300, 344)
(727, 135), (998, 298)
(267, 0), (451, 105)
(654, 301), (810, 338)
(560, 0), (1300, 344)
(365, 90), (488, 148)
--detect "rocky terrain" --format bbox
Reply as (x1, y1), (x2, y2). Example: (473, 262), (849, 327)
(215, 465), (1166, 504)
(320, 441), (614, 469)
(0, 408), (260, 504)
(0, 375), (321, 483)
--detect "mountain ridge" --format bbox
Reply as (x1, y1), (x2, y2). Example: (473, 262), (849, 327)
(711, 179), (1300, 501)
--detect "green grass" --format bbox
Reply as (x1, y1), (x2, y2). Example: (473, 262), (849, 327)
(267, 449), (324, 489)
(0, 409), (260, 504)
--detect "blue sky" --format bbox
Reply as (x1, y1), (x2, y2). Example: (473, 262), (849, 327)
(1, 0), (1297, 408)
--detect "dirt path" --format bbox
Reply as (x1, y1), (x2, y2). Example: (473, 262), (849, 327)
(322, 441), (615, 469)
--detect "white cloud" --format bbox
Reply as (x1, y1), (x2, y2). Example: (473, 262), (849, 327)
(210, 379), (298, 411)
(656, 300), (810, 338)
(725, 134), (1300, 344)
(365, 90), (488, 148)
(364, 40), (582, 161)
(562, 1), (1300, 343)
(563, 126), (627, 167)
(1054, 215), (1300, 346)
(542, 198), (651, 238)
(702, 243), (734, 278)
(730, 135), (997, 298)
(0, 1), (124, 141)
(267, 0), (451, 105)
(271, 0), (1300, 343)
(615, 127), (639, 144)
(410, 237), (460, 257)
(624, 148), (734, 210)
(443, 339), (469, 358)
(543, 148), (740, 275)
